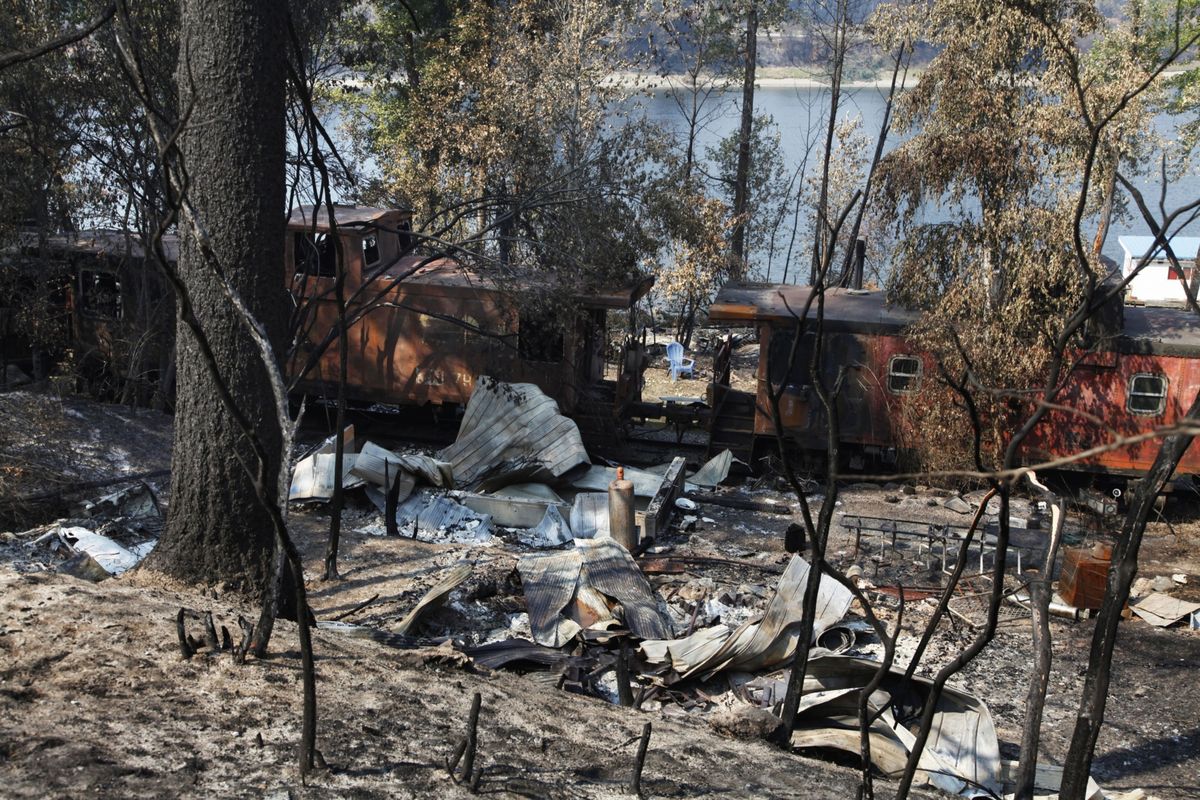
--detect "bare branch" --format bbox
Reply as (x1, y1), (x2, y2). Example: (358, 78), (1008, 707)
(0, 3), (116, 72)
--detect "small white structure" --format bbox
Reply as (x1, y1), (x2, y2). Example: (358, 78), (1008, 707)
(1118, 235), (1200, 306)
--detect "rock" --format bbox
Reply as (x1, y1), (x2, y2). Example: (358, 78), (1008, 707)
(883, 482), (901, 491)
(927, 499), (940, 507)
(944, 496), (972, 514)
(56, 552), (111, 582)
(708, 705), (786, 741)
(1151, 575), (1176, 593)
(1172, 573), (1188, 585)
(885, 495), (901, 504)
(901, 485), (916, 495)
(1131, 577), (1154, 598)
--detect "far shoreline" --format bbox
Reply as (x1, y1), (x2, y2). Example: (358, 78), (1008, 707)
(610, 65), (1192, 92)
(606, 70), (921, 91)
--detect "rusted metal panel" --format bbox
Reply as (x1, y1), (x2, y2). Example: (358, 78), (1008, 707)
(734, 283), (1200, 477)
(751, 326), (913, 451)
(285, 206), (645, 414)
(1021, 349), (1200, 476)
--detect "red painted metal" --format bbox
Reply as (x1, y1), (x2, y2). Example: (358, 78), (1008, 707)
(709, 283), (1200, 480)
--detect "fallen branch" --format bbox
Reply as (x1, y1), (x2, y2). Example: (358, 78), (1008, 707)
(1, 469), (171, 506)
(330, 593), (380, 622)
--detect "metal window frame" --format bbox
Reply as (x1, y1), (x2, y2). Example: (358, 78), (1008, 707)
(1126, 372), (1168, 416)
(887, 354), (922, 395)
(362, 234), (380, 268)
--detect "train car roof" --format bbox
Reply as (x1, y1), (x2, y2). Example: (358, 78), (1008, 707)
(287, 204), (411, 231)
(708, 283), (918, 334)
(711, 281), (1200, 357)
(1117, 304), (1200, 357)
(379, 256), (653, 309)
(11, 229), (180, 263)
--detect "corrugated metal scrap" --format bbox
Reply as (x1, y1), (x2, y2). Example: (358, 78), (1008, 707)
(438, 376), (589, 489)
(518, 538), (671, 647)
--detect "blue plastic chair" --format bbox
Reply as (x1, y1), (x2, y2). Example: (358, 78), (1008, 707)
(666, 341), (695, 381)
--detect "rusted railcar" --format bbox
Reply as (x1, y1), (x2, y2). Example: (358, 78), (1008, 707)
(1, 231), (175, 401)
(706, 283), (1200, 486)
(5, 207), (651, 427)
(285, 205), (652, 420)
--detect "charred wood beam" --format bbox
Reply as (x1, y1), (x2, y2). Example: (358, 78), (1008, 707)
(330, 593), (380, 622)
(448, 691), (482, 790)
(682, 491), (792, 515)
(628, 722), (652, 797)
(1, 469), (170, 506)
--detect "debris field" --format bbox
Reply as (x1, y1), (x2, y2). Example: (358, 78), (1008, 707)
(2, 383), (1199, 799)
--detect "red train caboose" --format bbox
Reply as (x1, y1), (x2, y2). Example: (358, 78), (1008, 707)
(706, 283), (1200, 488)
(286, 205), (652, 421)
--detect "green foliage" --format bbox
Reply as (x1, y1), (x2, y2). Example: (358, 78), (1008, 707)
(334, 0), (665, 301)
(0, 0), (177, 241)
(706, 112), (793, 278)
(876, 0), (1200, 470)
(1, 1), (95, 239)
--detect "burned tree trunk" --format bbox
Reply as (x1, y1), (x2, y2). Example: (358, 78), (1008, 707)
(144, 0), (288, 595)
(729, 1), (757, 278)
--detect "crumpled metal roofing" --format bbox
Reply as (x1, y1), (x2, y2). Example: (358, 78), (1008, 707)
(639, 555), (853, 680)
(518, 538), (671, 647)
(394, 490), (494, 544)
(438, 377), (589, 489)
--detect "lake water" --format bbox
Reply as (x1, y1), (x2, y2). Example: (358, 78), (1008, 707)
(325, 82), (1197, 282)
(627, 84), (1200, 279)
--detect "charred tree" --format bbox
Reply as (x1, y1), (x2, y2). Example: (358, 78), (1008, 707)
(144, 0), (289, 596)
(729, 1), (757, 278)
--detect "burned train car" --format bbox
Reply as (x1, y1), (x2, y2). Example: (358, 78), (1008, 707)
(285, 205), (652, 420)
(706, 283), (1200, 486)
(5, 207), (651, 427)
(1, 231), (175, 401)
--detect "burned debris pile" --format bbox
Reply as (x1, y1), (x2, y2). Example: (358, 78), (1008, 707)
(6, 380), (1197, 799)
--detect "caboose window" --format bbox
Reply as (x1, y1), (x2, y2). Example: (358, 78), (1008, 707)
(887, 355), (921, 394)
(518, 312), (565, 363)
(1127, 373), (1167, 415)
(362, 235), (380, 268)
(294, 232), (337, 277)
(78, 270), (122, 319)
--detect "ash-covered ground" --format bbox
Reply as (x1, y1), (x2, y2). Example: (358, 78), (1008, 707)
(2, 389), (1198, 799)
